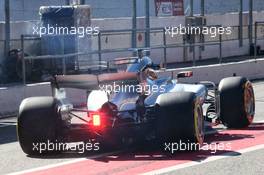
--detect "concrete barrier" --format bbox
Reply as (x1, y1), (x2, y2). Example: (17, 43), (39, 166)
(158, 58), (264, 84)
(0, 83), (87, 117)
(1, 58), (264, 117)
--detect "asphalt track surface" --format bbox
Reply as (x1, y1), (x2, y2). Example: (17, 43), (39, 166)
(0, 80), (264, 175)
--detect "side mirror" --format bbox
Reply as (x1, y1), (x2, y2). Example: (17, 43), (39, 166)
(158, 62), (167, 71)
(152, 63), (160, 70)
(177, 71), (193, 78)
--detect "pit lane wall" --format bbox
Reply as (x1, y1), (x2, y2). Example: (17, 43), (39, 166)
(1, 58), (264, 118)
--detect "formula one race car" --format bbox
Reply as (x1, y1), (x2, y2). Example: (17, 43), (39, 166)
(17, 49), (255, 155)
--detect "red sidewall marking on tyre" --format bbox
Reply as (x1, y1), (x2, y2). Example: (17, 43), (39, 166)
(18, 123), (264, 175)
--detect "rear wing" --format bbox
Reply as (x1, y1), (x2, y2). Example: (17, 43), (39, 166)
(51, 72), (138, 90)
(111, 57), (138, 66)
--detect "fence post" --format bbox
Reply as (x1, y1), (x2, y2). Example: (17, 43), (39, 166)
(98, 32), (102, 73)
(219, 34), (222, 63)
(21, 35), (26, 85)
(4, 0), (10, 58)
(239, 0), (243, 47)
(254, 22), (257, 61)
(163, 28), (167, 68)
(62, 37), (66, 75)
(200, 0), (205, 16)
(192, 37), (196, 66)
(190, 0), (194, 16)
(248, 0), (253, 46)
(132, 0), (137, 52)
(199, 40), (202, 60)
(145, 0), (150, 55)
(183, 36), (187, 62)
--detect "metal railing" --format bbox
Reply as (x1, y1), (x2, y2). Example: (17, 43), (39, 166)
(18, 24), (264, 84)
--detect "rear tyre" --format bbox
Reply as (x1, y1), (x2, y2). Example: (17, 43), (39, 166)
(17, 97), (62, 155)
(219, 77), (255, 128)
(156, 92), (204, 151)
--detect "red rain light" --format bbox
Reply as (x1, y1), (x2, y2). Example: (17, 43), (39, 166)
(89, 112), (101, 127)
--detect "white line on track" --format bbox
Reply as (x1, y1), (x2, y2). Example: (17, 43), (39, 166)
(0, 124), (16, 128)
(142, 144), (264, 175)
(7, 150), (123, 175)
(252, 120), (264, 123)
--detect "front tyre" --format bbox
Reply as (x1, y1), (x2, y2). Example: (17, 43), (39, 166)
(17, 97), (62, 155)
(219, 77), (255, 128)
